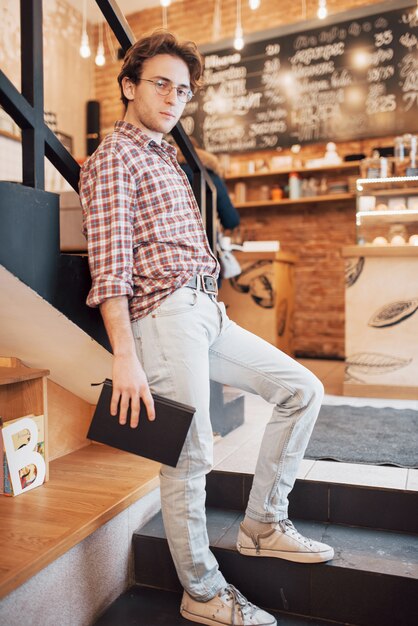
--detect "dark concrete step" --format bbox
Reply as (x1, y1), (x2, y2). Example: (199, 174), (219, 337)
(210, 381), (245, 436)
(206, 470), (418, 534)
(93, 586), (351, 625)
(133, 509), (418, 626)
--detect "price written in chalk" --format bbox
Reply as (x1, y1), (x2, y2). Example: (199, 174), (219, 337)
(186, 5), (418, 153)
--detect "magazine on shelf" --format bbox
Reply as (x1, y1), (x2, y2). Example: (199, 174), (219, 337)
(2, 414), (45, 496)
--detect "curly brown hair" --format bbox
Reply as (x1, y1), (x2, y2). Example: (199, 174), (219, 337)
(117, 30), (204, 108)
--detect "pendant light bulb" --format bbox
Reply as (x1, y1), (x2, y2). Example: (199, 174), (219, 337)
(95, 43), (105, 66)
(317, 0), (327, 20)
(234, 0), (244, 51)
(160, 0), (171, 6)
(249, 0), (260, 9)
(95, 21), (106, 66)
(234, 25), (244, 50)
(80, 32), (91, 58)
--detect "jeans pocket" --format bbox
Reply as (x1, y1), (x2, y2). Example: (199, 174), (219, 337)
(153, 288), (198, 317)
(131, 320), (144, 364)
(217, 300), (228, 320)
(132, 319), (142, 339)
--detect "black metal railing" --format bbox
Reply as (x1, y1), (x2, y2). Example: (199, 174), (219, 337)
(0, 0), (216, 251)
(0, 0), (80, 191)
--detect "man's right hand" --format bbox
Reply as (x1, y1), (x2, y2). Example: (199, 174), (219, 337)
(111, 353), (155, 428)
(99, 296), (155, 428)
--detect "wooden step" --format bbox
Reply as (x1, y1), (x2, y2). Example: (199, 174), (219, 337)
(0, 444), (160, 599)
(93, 586), (349, 626)
(133, 508), (418, 626)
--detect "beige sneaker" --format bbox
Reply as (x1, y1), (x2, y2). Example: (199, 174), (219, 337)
(180, 584), (277, 625)
(237, 519), (334, 564)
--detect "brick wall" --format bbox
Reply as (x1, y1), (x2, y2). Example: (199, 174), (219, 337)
(96, 0), (384, 134)
(1, 0), (95, 157)
(94, 0), (395, 358)
(229, 136), (396, 359)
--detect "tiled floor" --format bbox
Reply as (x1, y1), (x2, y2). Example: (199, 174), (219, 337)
(214, 358), (418, 492)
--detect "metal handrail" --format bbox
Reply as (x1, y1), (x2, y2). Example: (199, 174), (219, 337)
(0, 0), (216, 251)
(95, 0), (216, 251)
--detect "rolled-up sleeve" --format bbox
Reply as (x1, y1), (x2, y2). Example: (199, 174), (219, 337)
(79, 149), (136, 308)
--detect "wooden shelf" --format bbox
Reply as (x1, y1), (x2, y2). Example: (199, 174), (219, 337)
(226, 161), (361, 181)
(0, 366), (50, 386)
(358, 187), (418, 197)
(0, 129), (20, 143)
(235, 192), (355, 209)
(0, 444), (160, 599)
(342, 245), (418, 257)
(357, 211), (418, 224)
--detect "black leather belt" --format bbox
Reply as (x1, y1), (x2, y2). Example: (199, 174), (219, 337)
(186, 274), (218, 295)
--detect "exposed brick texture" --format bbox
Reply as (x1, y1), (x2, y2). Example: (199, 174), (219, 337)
(95, 0), (384, 134)
(93, 1), (397, 357)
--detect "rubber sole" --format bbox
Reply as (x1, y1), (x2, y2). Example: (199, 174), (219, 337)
(180, 606), (277, 626)
(236, 543), (334, 563)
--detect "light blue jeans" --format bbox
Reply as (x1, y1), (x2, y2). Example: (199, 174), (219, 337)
(131, 286), (324, 601)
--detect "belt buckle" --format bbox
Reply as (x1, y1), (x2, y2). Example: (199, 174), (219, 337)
(200, 274), (218, 295)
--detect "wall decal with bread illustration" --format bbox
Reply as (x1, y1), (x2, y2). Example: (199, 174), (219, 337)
(343, 249), (418, 393)
(230, 261), (275, 309)
(345, 257), (365, 288)
(346, 352), (412, 376)
(218, 252), (296, 356)
(368, 299), (418, 328)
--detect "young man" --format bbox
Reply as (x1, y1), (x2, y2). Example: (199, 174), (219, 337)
(80, 30), (333, 626)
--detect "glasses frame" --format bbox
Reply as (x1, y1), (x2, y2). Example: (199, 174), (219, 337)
(139, 78), (193, 103)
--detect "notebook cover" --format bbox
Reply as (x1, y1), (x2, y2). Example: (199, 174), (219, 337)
(87, 379), (195, 467)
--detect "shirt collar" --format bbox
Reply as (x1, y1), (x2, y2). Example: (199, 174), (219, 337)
(114, 120), (177, 159)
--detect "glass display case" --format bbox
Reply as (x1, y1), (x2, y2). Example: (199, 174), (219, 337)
(356, 176), (418, 246)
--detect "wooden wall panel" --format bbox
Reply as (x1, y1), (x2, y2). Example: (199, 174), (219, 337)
(47, 380), (93, 461)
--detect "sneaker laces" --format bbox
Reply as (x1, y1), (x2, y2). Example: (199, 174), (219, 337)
(278, 519), (314, 549)
(220, 584), (256, 625)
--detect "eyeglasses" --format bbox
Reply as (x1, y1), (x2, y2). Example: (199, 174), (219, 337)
(139, 78), (193, 103)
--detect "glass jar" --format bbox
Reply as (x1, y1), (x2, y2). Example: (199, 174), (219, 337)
(407, 135), (418, 176)
(271, 185), (283, 201)
(288, 172), (301, 199)
(234, 182), (247, 203)
(394, 136), (407, 176)
(259, 185), (270, 201)
(361, 151), (380, 178)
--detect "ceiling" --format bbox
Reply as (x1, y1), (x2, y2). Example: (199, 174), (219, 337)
(65, 0), (163, 24)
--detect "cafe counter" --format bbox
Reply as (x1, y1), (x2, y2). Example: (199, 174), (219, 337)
(342, 245), (418, 399)
(219, 250), (297, 356)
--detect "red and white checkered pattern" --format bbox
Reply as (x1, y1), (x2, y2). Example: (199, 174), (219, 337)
(79, 121), (218, 321)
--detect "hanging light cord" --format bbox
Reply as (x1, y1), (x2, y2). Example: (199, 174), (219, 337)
(237, 0), (242, 31)
(82, 0), (87, 36)
(105, 22), (117, 62)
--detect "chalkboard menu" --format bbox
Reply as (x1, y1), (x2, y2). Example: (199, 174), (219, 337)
(182, 5), (418, 153)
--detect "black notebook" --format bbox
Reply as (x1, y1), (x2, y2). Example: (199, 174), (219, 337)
(87, 379), (195, 467)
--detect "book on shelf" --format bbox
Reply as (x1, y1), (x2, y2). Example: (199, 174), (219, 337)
(1, 414), (46, 496)
(240, 241), (280, 252)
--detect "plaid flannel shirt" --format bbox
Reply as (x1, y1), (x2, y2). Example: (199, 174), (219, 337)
(79, 121), (219, 321)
